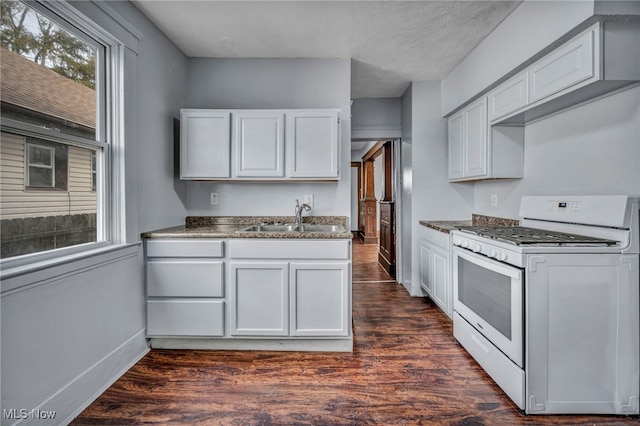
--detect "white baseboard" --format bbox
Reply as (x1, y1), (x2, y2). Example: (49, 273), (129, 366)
(27, 330), (149, 426)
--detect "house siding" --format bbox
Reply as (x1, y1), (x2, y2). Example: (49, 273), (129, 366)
(0, 131), (97, 220)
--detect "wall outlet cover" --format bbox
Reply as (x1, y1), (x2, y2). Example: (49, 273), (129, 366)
(210, 192), (219, 205)
(304, 194), (314, 207)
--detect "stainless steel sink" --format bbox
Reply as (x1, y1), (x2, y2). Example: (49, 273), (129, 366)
(240, 224), (298, 232)
(298, 224), (345, 232)
(238, 223), (346, 233)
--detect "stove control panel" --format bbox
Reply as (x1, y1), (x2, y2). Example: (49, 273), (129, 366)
(452, 234), (521, 267)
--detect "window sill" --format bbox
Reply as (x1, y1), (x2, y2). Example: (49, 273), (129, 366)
(0, 242), (141, 294)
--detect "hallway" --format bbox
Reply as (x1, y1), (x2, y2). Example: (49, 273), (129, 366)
(352, 237), (394, 284)
(73, 240), (636, 425)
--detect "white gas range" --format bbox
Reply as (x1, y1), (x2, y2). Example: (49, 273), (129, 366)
(450, 195), (639, 415)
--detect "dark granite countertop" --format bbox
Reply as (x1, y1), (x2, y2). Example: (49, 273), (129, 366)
(419, 214), (520, 234)
(141, 216), (353, 240)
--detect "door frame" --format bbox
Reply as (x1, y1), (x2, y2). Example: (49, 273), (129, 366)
(350, 162), (362, 232)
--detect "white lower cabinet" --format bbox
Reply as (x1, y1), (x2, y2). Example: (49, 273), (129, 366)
(418, 227), (452, 318)
(145, 238), (352, 349)
(228, 240), (351, 338)
(145, 239), (226, 337)
(290, 263), (350, 336)
(230, 262), (289, 336)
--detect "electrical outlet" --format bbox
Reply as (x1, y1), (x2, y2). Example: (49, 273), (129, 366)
(210, 192), (219, 205)
(304, 194), (314, 207)
(491, 194), (498, 207)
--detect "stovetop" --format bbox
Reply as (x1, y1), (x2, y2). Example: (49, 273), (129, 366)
(455, 226), (618, 247)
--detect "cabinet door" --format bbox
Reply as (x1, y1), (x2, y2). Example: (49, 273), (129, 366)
(290, 263), (350, 336)
(488, 71), (528, 122)
(463, 97), (488, 178)
(431, 246), (451, 317)
(447, 112), (464, 180)
(230, 262), (289, 336)
(529, 29), (595, 104)
(147, 300), (224, 337)
(287, 110), (339, 178)
(180, 110), (231, 179)
(419, 241), (433, 296)
(234, 111), (285, 177)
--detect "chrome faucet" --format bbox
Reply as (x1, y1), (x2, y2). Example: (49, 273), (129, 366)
(294, 199), (311, 227)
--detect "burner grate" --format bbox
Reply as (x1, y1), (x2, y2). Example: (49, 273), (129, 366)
(456, 226), (618, 246)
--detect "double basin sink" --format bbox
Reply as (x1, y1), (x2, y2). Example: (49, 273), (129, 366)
(238, 223), (345, 233)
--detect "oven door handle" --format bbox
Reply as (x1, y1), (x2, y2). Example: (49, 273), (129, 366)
(453, 246), (523, 278)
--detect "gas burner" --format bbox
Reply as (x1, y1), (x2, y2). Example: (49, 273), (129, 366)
(456, 226), (618, 246)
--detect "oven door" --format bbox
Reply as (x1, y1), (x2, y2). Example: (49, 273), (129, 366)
(453, 247), (524, 367)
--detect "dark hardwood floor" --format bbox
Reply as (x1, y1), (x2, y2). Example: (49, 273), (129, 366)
(73, 238), (638, 425)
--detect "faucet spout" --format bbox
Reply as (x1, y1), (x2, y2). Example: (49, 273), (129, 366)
(294, 199), (312, 227)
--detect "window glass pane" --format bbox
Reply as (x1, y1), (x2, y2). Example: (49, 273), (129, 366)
(0, 0), (97, 141)
(0, 1), (104, 260)
(28, 164), (53, 187)
(28, 145), (53, 166)
(458, 258), (512, 339)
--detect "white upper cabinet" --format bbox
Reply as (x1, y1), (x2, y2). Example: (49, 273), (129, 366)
(234, 111), (285, 178)
(463, 98), (488, 179)
(180, 109), (340, 181)
(529, 28), (594, 104)
(486, 22), (640, 126)
(287, 110), (339, 179)
(448, 97), (524, 182)
(180, 110), (231, 179)
(447, 113), (464, 180)
(448, 97), (489, 181)
(488, 71), (529, 122)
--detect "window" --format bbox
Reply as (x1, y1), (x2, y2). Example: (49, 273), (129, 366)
(0, 0), (120, 263)
(26, 143), (55, 188)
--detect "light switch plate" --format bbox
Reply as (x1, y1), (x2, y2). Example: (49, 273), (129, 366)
(210, 192), (219, 205)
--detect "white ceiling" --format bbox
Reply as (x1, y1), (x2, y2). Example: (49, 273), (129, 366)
(132, 0), (522, 99)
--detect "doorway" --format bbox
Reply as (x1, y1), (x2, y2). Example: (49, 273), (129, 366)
(359, 140), (395, 278)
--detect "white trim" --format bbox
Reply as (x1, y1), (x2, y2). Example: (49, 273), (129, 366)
(0, 243), (141, 291)
(351, 124), (402, 141)
(56, 330), (149, 426)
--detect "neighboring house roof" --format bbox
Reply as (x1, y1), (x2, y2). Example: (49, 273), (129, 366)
(0, 47), (95, 129)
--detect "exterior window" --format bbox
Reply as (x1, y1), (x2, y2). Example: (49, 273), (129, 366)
(27, 143), (54, 188)
(0, 0), (114, 261)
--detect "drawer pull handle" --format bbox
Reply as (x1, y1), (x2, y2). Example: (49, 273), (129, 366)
(471, 334), (490, 354)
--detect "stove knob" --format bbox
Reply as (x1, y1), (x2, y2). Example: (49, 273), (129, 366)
(489, 248), (498, 258)
(496, 251), (508, 261)
(472, 243), (482, 253)
(460, 240), (469, 248)
(453, 237), (461, 246)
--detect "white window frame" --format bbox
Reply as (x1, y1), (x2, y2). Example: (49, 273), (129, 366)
(0, 0), (128, 274)
(26, 143), (55, 188)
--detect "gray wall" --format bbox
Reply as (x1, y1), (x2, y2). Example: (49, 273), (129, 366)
(403, 81), (473, 295)
(474, 86), (640, 218)
(1, 1), (189, 423)
(184, 58), (351, 218)
(441, 0), (595, 115)
(351, 98), (402, 141)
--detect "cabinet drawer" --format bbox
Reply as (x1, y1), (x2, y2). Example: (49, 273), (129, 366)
(229, 240), (350, 260)
(146, 239), (224, 258)
(147, 300), (224, 336)
(147, 261), (224, 297)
